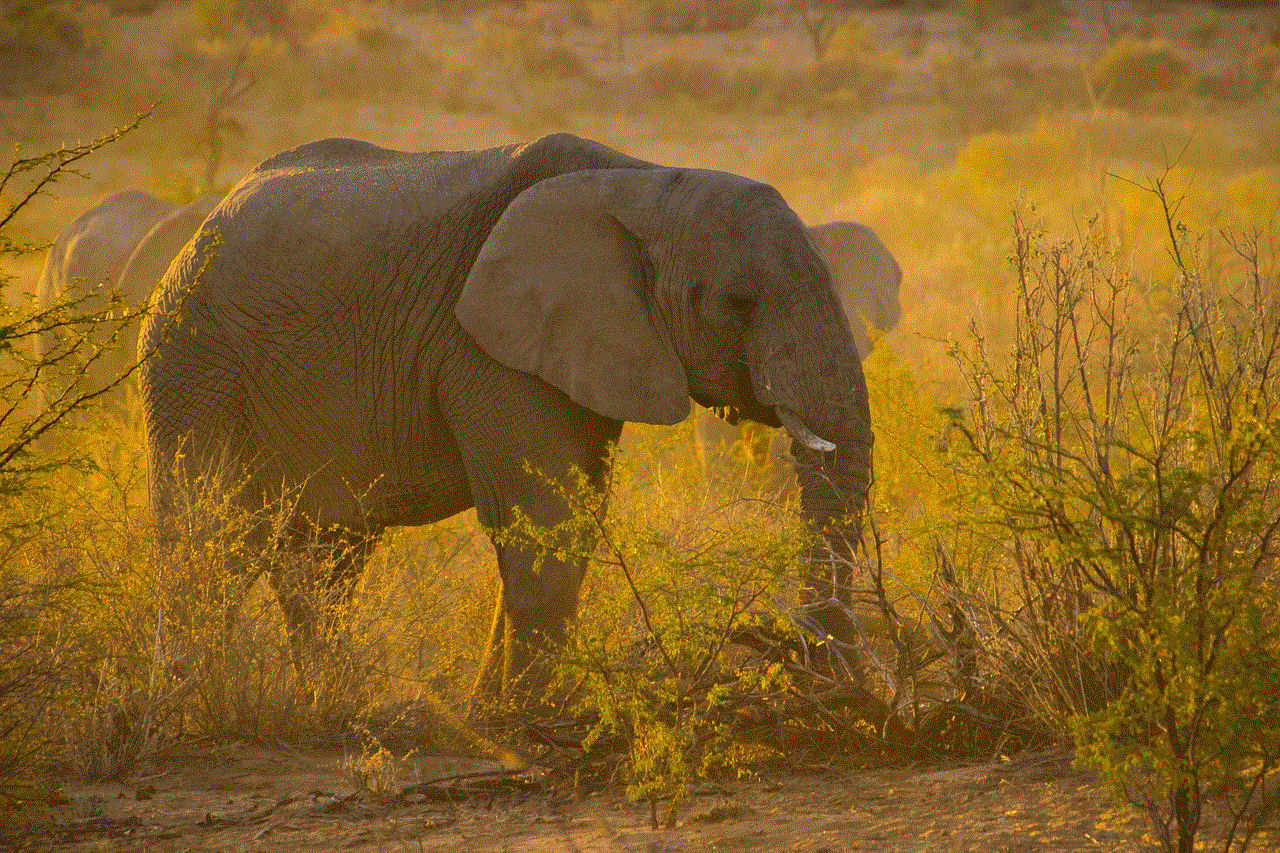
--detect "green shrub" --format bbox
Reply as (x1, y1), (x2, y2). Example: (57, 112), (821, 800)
(1069, 196), (1280, 853)
(947, 184), (1280, 853)
(495, 445), (794, 825)
(494, 423), (917, 825)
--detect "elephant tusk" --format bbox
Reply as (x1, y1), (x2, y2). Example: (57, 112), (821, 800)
(776, 407), (836, 453)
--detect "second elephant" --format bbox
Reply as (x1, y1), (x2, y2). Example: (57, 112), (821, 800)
(36, 190), (220, 410)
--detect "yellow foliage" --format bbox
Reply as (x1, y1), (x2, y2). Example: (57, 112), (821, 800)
(955, 118), (1071, 190)
(862, 343), (950, 589)
(1228, 170), (1280, 226)
(823, 16), (877, 61)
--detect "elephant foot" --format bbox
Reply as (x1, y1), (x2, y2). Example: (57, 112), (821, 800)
(467, 600), (567, 722)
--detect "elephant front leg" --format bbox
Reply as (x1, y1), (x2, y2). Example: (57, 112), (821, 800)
(469, 575), (579, 715)
(483, 526), (587, 709)
(467, 544), (588, 719)
(442, 363), (622, 712)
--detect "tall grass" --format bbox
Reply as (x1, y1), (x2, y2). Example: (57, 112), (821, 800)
(0, 123), (151, 837)
(3, 418), (500, 794)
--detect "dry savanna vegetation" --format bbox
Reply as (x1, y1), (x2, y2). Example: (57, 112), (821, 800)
(2, 1), (1279, 851)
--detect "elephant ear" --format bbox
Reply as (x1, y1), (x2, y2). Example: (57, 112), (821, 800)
(457, 169), (690, 425)
(807, 221), (902, 360)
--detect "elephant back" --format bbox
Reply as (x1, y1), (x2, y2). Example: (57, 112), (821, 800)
(120, 194), (222, 310)
(250, 137), (406, 176)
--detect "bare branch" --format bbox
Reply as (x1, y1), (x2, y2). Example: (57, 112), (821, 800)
(0, 113), (147, 233)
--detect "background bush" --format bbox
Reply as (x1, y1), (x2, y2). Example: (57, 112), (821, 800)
(1091, 37), (1190, 109)
(941, 185), (1280, 852)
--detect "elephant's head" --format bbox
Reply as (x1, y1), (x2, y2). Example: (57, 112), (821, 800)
(456, 166), (872, 567)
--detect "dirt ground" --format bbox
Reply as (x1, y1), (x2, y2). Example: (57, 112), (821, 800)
(42, 742), (1166, 852)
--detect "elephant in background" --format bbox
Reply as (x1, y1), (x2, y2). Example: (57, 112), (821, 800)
(141, 133), (874, 696)
(808, 220), (902, 358)
(36, 190), (220, 411)
(692, 220), (901, 479)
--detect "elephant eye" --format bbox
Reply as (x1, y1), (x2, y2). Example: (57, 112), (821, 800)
(690, 280), (705, 307)
(723, 290), (756, 326)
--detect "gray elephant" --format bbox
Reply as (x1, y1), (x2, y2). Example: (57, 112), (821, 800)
(808, 220), (902, 359)
(141, 133), (874, 693)
(692, 220), (901, 477)
(37, 190), (219, 410)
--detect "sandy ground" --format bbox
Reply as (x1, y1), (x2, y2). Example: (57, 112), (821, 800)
(42, 742), (1167, 852)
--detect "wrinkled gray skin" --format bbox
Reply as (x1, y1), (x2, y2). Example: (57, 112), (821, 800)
(37, 190), (220, 409)
(693, 220), (901, 476)
(120, 194), (222, 320)
(141, 134), (874, 694)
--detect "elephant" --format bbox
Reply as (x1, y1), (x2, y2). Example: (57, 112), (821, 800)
(692, 220), (901, 478)
(140, 133), (874, 696)
(807, 220), (902, 361)
(36, 190), (220, 411)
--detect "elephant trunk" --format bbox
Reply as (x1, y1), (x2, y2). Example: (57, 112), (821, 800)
(742, 279), (873, 606)
(769, 352), (872, 607)
(762, 361), (889, 728)
(788, 428), (868, 606)
(789, 424), (891, 727)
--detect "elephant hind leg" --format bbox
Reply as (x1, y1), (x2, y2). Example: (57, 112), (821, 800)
(269, 526), (373, 680)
